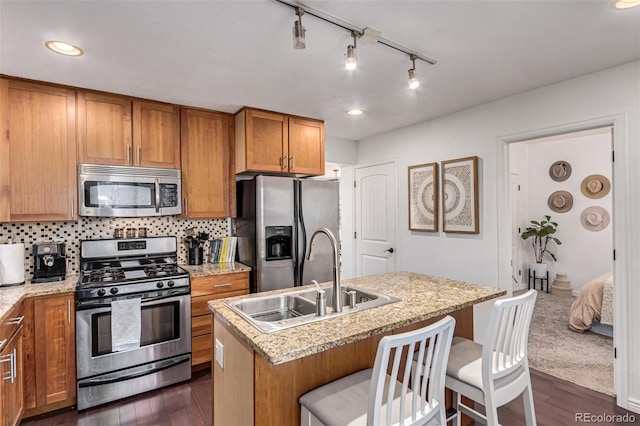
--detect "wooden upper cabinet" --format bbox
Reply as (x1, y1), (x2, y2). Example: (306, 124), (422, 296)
(0, 79), (77, 222)
(133, 101), (180, 169)
(77, 92), (132, 165)
(181, 108), (232, 218)
(236, 109), (288, 173)
(235, 108), (324, 176)
(288, 117), (325, 176)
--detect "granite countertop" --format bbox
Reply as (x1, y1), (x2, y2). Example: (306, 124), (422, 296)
(0, 275), (79, 320)
(180, 262), (251, 277)
(209, 271), (506, 365)
(0, 262), (251, 322)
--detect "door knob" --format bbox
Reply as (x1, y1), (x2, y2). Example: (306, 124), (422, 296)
(384, 248), (395, 254)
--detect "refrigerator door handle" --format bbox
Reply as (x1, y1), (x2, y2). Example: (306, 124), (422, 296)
(298, 194), (307, 286)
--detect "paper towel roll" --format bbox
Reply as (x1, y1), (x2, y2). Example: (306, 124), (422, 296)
(0, 243), (25, 286)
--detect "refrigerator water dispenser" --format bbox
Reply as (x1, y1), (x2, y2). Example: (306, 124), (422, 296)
(265, 226), (292, 261)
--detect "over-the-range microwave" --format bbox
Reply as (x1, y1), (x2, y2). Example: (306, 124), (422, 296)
(78, 164), (181, 217)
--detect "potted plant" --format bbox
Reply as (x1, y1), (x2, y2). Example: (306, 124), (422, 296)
(521, 215), (561, 278)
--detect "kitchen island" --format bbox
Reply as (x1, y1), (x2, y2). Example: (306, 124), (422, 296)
(208, 271), (505, 426)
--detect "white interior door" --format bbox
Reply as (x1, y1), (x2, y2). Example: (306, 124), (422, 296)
(354, 161), (397, 277)
(510, 172), (523, 289)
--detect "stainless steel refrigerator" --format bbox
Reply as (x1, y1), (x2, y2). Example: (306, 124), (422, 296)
(236, 175), (340, 293)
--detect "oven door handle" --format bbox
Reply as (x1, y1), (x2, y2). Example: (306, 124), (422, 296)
(76, 289), (190, 310)
(78, 354), (191, 388)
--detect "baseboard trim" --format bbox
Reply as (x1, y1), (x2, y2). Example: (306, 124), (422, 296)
(627, 397), (640, 414)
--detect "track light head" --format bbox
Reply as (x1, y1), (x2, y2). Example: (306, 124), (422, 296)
(292, 7), (306, 50)
(408, 54), (420, 89)
(345, 45), (357, 70)
(344, 31), (359, 70)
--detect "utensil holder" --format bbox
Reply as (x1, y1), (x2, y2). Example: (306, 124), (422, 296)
(188, 247), (203, 265)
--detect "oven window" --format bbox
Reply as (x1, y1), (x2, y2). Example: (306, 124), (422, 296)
(92, 301), (180, 356)
(84, 181), (155, 208)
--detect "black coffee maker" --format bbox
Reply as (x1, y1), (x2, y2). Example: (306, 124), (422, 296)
(33, 242), (67, 283)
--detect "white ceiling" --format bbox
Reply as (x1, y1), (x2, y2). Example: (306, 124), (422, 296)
(1, 0), (639, 141)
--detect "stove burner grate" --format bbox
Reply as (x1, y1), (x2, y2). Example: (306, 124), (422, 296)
(144, 264), (179, 277)
(86, 268), (126, 283)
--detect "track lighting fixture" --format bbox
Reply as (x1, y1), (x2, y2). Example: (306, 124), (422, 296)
(277, 0), (437, 92)
(345, 31), (359, 71)
(408, 54), (420, 89)
(292, 7), (306, 50)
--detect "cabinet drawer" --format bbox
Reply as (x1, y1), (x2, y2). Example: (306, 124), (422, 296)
(192, 314), (211, 337)
(191, 289), (249, 317)
(1, 300), (24, 351)
(192, 334), (212, 366)
(191, 272), (249, 297)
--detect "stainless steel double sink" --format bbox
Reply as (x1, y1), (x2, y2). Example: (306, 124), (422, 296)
(224, 284), (400, 333)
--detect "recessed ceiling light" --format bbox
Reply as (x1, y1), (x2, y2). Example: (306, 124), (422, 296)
(613, 0), (640, 8)
(347, 109), (364, 116)
(45, 40), (84, 56)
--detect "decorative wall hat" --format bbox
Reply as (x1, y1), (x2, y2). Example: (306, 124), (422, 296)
(547, 190), (573, 213)
(549, 161), (572, 182)
(580, 206), (610, 232)
(581, 174), (610, 199)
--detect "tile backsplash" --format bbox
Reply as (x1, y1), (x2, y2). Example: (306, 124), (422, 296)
(0, 216), (230, 280)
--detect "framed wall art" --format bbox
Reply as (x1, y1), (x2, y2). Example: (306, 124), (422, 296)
(408, 162), (438, 232)
(441, 156), (479, 234)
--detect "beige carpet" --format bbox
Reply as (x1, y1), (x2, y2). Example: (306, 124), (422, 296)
(524, 289), (614, 396)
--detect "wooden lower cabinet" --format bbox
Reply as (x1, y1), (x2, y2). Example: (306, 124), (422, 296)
(1, 301), (25, 426)
(23, 293), (76, 417)
(191, 272), (249, 367)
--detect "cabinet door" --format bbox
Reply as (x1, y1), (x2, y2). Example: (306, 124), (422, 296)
(181, 109), (231, 218)
(245, 109), (288, 173)
(1, 327), (23, 426)
(33, 294), (75, 407)
(77, 92), (132, 165)
(132, 101), (180, 169)
(288, 117), (325, 176)
(190, 273), (249, 366)
(0, 79), (77, 222)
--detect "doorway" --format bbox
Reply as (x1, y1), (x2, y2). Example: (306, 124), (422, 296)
(353, 160), (398, 277)
(497, 116), (628, 406)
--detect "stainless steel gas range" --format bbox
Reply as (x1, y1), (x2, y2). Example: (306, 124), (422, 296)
(76, 237), (191, 410)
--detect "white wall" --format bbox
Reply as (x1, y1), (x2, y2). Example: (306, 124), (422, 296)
(354, 61), (640, 409)
(512, 131), (613, 294)
(325, 136), (357, 165)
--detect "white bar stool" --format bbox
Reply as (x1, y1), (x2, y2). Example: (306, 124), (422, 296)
(299, 316), (456, 426)
(445, 290), (538, 426)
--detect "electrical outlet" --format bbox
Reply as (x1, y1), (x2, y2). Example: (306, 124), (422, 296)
(215, 338), (224, 369)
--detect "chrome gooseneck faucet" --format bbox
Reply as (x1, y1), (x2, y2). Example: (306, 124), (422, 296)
(307, 228), (342, 313)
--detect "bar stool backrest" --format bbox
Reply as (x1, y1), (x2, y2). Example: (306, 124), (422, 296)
(368, 316), (456, 426)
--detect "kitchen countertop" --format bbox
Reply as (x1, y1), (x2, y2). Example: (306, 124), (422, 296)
(0, 275), (79, 320)
(209, 271), (506, 365)
(180, 262), (251, 277)
(0, 262), (251, 322)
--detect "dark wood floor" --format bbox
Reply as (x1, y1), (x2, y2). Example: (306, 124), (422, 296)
(21, 369), (637, 426)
